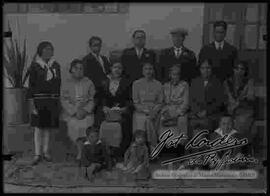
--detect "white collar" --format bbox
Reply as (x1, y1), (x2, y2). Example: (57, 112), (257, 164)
(91, 51), (101, 58)
(215, 128), (237, 137)
(36, 56), (55, 69)
(174, 46), (183, 51)
(84, 139), (102, 145)
(214, 40), (225, 49)
(135, 47), (144, 53)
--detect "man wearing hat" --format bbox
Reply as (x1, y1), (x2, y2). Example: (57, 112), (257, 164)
(158, 28), (198, 83)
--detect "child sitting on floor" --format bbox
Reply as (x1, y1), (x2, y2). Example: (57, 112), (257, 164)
(80, 126), (110, 181)
(209, 114), (240, 169)
(118, 130), (150, 179)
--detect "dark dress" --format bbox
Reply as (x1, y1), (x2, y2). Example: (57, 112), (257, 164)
(121, 47), (156, 83)
(100, 77), (133, 156)
(189, 76), (226, 135)
(28, 61), (61, 128)
(198, 41), (238, 82)
(158, 46), (198, 84)
(82, 52), (111, 127)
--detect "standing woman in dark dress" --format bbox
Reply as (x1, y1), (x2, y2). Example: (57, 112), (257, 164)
(100, 61), (133, 158)
(28, 41), (61, 165)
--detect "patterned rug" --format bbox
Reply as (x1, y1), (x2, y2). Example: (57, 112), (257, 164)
(4, 156), (266, 190)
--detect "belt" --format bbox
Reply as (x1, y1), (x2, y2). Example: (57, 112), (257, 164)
(33, 93), (60, 99)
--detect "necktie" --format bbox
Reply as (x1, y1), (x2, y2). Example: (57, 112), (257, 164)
(176, 48), (181, 58)
(96, 55), (106, 73)
(218, 43), (222, 51)
(137, 50), (142, 59)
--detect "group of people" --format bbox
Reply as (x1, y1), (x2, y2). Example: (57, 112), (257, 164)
(27, 20), (256, 179)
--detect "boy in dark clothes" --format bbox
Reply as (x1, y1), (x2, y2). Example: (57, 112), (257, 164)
(80, 126), (110, 181)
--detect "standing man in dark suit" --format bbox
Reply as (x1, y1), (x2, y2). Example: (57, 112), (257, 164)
(82, 36), (111, 128)
(198, 21), (238, 82)
(121, 30), (156, 83)
(158, 28), (198, 84)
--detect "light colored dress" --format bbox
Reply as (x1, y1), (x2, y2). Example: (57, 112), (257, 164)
(124, 142), (149, 177)
(132, 78), (163, 148)
(61, 77), (95, 142)
(159, 81), (189, 138)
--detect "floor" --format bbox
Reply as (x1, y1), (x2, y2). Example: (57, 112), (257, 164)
(3, 122), (268, 193)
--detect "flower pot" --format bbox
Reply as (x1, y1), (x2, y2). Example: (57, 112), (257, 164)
(4, 88), (29, 125)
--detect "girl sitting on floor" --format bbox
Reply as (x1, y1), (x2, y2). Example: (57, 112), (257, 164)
(118, 129), (150, 179)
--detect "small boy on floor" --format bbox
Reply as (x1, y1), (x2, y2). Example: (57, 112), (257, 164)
(80, 126), (110, 181)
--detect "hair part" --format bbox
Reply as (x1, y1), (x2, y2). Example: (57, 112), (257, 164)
(213, 20), (228, 31)
(37, 41), (54, 57)
(132, 29), (146, 38)
(234, 60), (249, 77)
(88, 36), (102, 47)
(69, 59), (83, 73)
(85, 126), (99, 136)
(199, 58), (213, 68)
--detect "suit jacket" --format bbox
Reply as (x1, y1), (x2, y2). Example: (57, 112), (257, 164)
(189, 76), (226, 116)
(121, 47), (156, 83)
(158, 46), (198, 84)
(82, 52), (111, 90)
(198, 41), (238, 82)
(100, 77), (132, 110)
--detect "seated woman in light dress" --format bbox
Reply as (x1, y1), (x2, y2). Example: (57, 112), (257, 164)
(159, 65), (189, 155)
(132, 62), (163, 152)
(61, 59), (95, 160)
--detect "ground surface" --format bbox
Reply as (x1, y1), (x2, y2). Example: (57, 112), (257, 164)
(3, 123), (267, 193)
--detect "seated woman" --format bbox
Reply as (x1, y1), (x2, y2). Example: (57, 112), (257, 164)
(132, 62), (163, 152)
(189, 59), (226, 138)
(159, 65), (189, 156)
(224, 60), (255, 155)
(99, 61), (132, 163)
(61, 59), (95, 160)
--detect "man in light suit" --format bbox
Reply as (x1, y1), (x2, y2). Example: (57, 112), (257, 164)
(82, 36), (111, 128)
(198, 21), (238, 82)
(121, 30), (156, 83)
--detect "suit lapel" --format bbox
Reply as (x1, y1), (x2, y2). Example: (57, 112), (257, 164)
(168, 47), (176, 59)
(131, 47), (140, 61)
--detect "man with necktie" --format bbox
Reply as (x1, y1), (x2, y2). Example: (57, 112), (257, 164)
(198, 21), (238, 82)
(158, 28), (198, 84)
(83, 36), (111, 127)
(121, 29), (156, 83)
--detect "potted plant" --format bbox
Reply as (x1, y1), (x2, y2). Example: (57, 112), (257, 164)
(3, 24), (29, 125)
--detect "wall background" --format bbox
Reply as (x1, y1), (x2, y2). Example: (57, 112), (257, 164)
(4, 3), (204, 86)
